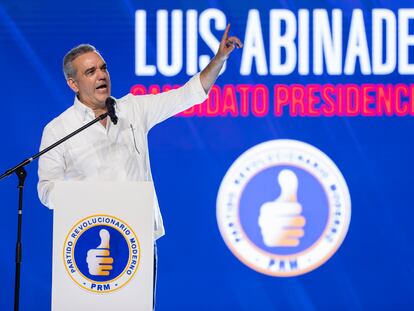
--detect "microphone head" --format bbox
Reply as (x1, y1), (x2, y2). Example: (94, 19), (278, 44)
(105, 97), (118, 125)
(105, 96), (116, 107)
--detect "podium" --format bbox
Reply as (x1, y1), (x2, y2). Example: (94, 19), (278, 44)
(51, 181), (154, 311)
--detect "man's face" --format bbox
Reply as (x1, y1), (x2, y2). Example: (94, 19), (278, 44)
(67, 51), (111, 110)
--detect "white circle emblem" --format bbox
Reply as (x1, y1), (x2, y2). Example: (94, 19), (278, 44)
(216, 139), (351, 276)
(63, 214), (140, 293)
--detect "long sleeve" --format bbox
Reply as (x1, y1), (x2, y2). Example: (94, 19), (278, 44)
(124, 73), (208, 132)
(37, 122), (66, 208)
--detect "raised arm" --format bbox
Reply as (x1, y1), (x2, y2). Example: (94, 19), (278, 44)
(200, 24), (243, 93)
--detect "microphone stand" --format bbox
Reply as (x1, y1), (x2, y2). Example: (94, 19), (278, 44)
(0, 111), (111, 311)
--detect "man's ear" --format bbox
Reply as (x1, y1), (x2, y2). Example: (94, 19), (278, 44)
(67, 78), (79, 93)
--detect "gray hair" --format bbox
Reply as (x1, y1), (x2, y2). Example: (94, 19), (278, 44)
(63, 44), (99, 80)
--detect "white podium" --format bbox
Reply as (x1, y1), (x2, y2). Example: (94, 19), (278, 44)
(51, 181), (154, 311)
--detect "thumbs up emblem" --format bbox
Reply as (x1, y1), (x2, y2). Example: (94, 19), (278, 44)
(217, 139), (351, 277)
(258, 169), (306, 247)
(64, 215), (140, 293)
(86, 229), (114, 276)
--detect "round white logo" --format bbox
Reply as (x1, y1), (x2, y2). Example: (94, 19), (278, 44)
(63, 214), (140, 293)
(216, 139), (351, 276)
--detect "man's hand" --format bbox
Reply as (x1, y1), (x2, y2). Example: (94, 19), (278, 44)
(215, 23), (243, 62)
(200, 23), (243, 93)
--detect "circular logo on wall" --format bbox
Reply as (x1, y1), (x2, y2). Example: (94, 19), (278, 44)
(216, 139), (351, 277)
(63, 214), (140, 293)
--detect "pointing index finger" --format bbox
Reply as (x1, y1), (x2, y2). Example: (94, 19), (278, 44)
(221, 23), (231, 43)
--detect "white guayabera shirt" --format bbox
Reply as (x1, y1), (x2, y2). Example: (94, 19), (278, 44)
(38, 73), (207, 240)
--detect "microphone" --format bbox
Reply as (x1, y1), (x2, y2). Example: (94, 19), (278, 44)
(105, 97), (118, 125)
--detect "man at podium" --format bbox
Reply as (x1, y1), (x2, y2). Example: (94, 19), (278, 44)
(37, 24), (242, 307)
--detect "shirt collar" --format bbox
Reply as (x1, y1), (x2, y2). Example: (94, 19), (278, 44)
(73, 96), (120, 122)
(73, 96), (95, 122)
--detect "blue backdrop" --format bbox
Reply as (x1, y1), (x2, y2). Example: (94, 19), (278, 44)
(1, 0), (413, 310)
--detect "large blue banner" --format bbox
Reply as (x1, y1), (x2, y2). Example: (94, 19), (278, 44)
(1, 0), (413, 310)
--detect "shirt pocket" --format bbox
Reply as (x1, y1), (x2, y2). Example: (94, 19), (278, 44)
(117, 124), (149, 180)
(117, 124), (144, 157)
